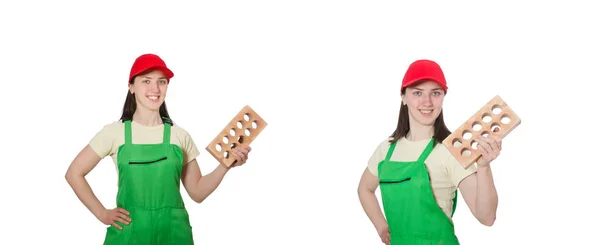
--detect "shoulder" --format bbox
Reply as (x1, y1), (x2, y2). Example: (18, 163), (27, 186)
(93, 121), (124, 139)
(170, 122), (200, 164)
(374, 137), (394, 156)
(89, 121), (124, 158)
(170, 123), (194, 141)
(378, 137), (395, 149)
(366, 137), (394, 176)
(431, 141), (453, 158)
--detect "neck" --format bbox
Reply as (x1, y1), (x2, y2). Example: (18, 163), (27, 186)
(406, 115), (434, 141)
(132, 107), (162, 127)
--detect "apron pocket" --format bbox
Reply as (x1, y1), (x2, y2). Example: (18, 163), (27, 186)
(379, 177), (412, 184)
(129, 156), (168, 164)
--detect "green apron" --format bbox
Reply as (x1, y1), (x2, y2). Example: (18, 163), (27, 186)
(378, 138), (460, 244)
(103, 119), (194, 245)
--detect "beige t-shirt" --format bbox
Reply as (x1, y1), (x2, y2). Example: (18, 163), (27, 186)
(89, 120), (201, 172)
(367, 137), (477, 219)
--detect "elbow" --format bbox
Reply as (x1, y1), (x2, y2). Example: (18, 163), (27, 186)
(357, 186), (366, 197)
(478, 215), (496, 227)
(65, 169), (84, 186)
(357, 186), (375, 199)
(190, 194), (206, 204)
(65, 170), (75, 184)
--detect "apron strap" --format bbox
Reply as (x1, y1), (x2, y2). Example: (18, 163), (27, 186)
(384, 140), (398, 161)
(416, 138), (436, 163)
(415, 138), (459, 217)
(162, 117), (172, 144)
(124, 120), (132, 145)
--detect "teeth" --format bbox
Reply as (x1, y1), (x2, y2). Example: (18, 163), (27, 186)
(420, 110), (433, 114)
(148, 96), (159, 100)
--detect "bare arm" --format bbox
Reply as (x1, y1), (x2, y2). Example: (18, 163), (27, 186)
(358, 167), (388, 232)
(181, 145), (251, 203)
(181, 159), (230, 203)
(64, 145), (107, 220)
(458, 164), (498, 226)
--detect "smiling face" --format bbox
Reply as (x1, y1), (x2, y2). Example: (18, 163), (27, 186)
(401, 80), (445, 126)
(128, 69), (169, 111)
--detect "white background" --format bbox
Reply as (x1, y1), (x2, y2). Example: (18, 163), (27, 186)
(1, 1), (598, 244)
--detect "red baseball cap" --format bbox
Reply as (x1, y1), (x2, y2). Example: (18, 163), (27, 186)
(129, 53), (174, 83)
(401, 59), (448, 93)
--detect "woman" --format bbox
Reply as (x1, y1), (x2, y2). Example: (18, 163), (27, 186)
(357, 59), (502, 245)
(65, 53), (252, 245)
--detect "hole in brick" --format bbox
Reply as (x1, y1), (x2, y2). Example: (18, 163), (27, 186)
(237, 121), (243, 129)
(501, 114), (511, 124)
(224, 151), (230, 159)
(230, 143), (237, 149)
(238, 136), (244, 143)
(252, 121), (258, 129)
(472, 122), (482, 131)
(491, 123), (501, 133)
(216, 143), (222, 152)
(470, 141), (478, 150)
(462, 130), (472, 140)
(482, 113), (492, 123)
(245, 128), (251, 136)
(229, 128), (236, 136)
(244, 113), (250, 121)
(481, 131), (490, 137)
(222, 136), (229, 144)
(492, 104), (502, 114)
(452, 138), (462, 148)
(461, 148), (471, 157)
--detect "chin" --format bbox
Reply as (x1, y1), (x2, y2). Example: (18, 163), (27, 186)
(412, 111), (439, 125)
(142, 102), (163, 111)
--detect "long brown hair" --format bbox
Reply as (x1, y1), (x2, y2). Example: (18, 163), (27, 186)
(388, 87), (451, 144)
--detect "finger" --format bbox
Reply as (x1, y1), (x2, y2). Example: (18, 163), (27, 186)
(233, 148), (248, 158)
(475, 138), (491, 155)
(232, 152), (243, 164)
(112, 221), (123, 230)
(484, 136), (500, 153)
(115, 216), (130, 225)
(117, 213), (132, 222)
(117, 208), (130, 215)
(237, 144), (251, 152)
(233, 150), (247, 162)
(493, 137), (502, 150)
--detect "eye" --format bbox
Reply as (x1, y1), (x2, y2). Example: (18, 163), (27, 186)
(143, 80), (150, 84)
(159, 80), (168, 84)
(413, 91), (422, 96)
(433, 91), (441, 96)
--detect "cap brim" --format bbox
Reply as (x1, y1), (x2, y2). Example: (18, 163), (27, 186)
(403, 77), (447, 91)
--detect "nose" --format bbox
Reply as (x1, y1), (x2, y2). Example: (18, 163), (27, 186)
(421, 94), (433, 105)
(150, 81), (160, 92)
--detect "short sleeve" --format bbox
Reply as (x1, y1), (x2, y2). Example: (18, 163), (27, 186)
(180, 130), (200, 164)
(446, 154), (477, 187)
(88, 124), (116, 159)
(367, 139), (391, 177)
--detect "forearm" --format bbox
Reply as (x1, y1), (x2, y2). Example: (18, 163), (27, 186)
(65, 174), (106, 220)
(474, 165), (498, 225)
(192, 164), (230, 203)
(358, 189), (388, 231)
